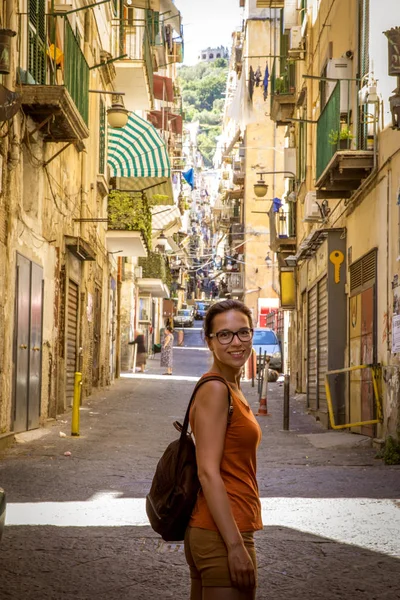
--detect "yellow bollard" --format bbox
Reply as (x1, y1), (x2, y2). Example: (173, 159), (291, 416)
(71, 372), (82, 437)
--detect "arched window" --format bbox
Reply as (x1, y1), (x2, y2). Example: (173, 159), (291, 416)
(209, 53), (214, 59)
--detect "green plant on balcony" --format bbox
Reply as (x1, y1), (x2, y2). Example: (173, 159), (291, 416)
(274, 76), (285, 94)
(328, 126), (353, 147)
(108, 190), (152, 249)
(139, 252), (171, 288)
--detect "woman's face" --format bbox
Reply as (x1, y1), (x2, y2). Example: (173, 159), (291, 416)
(207, 309), (252, 369)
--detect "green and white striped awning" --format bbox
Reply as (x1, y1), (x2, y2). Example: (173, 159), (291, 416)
(108, 112), (171, 178)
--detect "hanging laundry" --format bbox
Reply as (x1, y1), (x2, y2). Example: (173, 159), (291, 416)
(255, 66), (262, 87)
(263, 63), (269, 101)
(249, 66), (255, 101)
(272, 197), (282, 213)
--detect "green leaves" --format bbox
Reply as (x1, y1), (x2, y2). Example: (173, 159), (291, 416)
(107, 190), (152, 249)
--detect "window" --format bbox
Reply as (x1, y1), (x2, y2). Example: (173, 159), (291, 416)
(99, 98), (106, 174)
(139, 298), (151, 321)
(253, 330), (279, 345)
(178, 310), (191, 316)
(209, 53), (214, 59)
(298, 104), (307, 182)
(202, 54), (206, 60)
(216, 53), (221, 58)
(28, 0), (46, 84)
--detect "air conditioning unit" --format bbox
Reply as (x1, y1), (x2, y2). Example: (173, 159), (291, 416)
(303, 191), (322, 222)
(289, 26), (302, 50)
(134, 266), (143, 279)
(326, 58), (352, 113)
(284, 147), (296, 175)
(283, 0), (298, 30)
(288, 26), (304, 59)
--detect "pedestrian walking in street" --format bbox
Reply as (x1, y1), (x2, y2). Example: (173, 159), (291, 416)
(160, 325), (174, 375)
(128, 330), (147, 373)
(184, 299), (262, 599)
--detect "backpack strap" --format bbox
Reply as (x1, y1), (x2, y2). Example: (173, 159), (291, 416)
(177, 375), (233, 442)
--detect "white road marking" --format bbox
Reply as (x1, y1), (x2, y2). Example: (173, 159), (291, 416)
(6, 493), (400, 558)
(172, 346), (208, 351)
(121, 373), (200, 382)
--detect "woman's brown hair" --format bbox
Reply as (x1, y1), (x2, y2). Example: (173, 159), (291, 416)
(204, 300), (253, 338)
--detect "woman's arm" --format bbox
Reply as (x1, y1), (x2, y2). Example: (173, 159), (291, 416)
(193, 381), (255, 591)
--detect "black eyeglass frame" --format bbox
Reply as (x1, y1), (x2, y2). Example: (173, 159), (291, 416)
(208, 328), (254, 345)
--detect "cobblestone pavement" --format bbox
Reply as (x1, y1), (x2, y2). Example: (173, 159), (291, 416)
(0, 326), (400, 599)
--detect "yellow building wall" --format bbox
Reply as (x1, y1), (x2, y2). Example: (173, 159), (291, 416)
(243, 18), (284, 321)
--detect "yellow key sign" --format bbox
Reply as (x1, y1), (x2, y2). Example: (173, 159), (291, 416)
(330, 250), (344, 284)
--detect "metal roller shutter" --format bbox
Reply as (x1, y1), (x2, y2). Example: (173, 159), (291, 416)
(307, 285), (318, 411)
(317, 277), (328, 412)
(66, 280), (78, 406)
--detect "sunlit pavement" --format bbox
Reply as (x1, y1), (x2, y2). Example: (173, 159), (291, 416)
(1, 326), (400, 599)
(6, 494), (400, 557)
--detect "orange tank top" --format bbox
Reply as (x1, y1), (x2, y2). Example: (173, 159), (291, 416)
(189, 374), (263, 532)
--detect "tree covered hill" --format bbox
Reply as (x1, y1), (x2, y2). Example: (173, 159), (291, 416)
(178, 58), (228, 166)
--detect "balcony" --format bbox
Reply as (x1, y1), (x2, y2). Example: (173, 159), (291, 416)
(226, 272), (244, 295)
(20, 18), (89, 145)
(113, 21), (154, 111)
(230, 223), (245, 244)
(270, 57), (296, 125)
(139, 252), (170, 283)
(269, 207), (296, 255)
(316, 83), (374, 199)
(105, 190), (150, 258)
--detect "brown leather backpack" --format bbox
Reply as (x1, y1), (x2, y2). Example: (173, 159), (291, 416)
(145, 374), (233, 542)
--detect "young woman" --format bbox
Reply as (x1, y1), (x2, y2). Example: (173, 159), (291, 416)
(160, 325), (174, 375)
(184, 300), (262, 600)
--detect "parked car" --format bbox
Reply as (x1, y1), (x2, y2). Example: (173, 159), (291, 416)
(252, 328), (282, 372)
(173, 309), (194, 328)
(0, 488), (5, 541)
(194, 301), (210, 320)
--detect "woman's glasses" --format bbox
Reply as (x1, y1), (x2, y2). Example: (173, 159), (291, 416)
(208, 328), (254, 345)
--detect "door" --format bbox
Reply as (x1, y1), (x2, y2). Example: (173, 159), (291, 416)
(92, 286), (101, 387)
(349, 250), (377, 436)
(109, 279), (116, 382)
(317, 277), (328, 413)
(301, 292), (307, 392)
(14, 255), (43, 432)
(65, 280), (79, 407)
(28, 263), (43, 429)
(307, 285), (318, 411)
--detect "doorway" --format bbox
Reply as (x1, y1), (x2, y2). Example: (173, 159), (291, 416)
(13, 254), (43, 432)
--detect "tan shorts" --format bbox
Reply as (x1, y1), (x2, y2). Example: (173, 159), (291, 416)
(184, 526), (257, 588)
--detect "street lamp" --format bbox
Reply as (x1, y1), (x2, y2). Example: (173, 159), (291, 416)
(107, 95), (129, 129)
(254, 174), (269, 198)
(265, 252), (272, 266)
(253, 171), (297, 198)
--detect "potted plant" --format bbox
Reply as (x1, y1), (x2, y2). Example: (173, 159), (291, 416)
(328, 126), (353, 149)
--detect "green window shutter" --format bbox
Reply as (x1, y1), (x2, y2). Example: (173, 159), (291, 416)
(146, 9), (159, 45)
(28, 0), (46, 84)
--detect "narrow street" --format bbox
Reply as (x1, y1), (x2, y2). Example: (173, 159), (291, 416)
(0, 325), (399, 599)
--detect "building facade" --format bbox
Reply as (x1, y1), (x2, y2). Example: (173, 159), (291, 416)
(0, 0), (185, 439)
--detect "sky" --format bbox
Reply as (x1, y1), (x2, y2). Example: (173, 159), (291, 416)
(176, 0), (244, 65)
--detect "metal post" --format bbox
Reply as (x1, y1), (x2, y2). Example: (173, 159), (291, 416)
(283, 374), (290, 431)
(71, 372), (82, 436)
